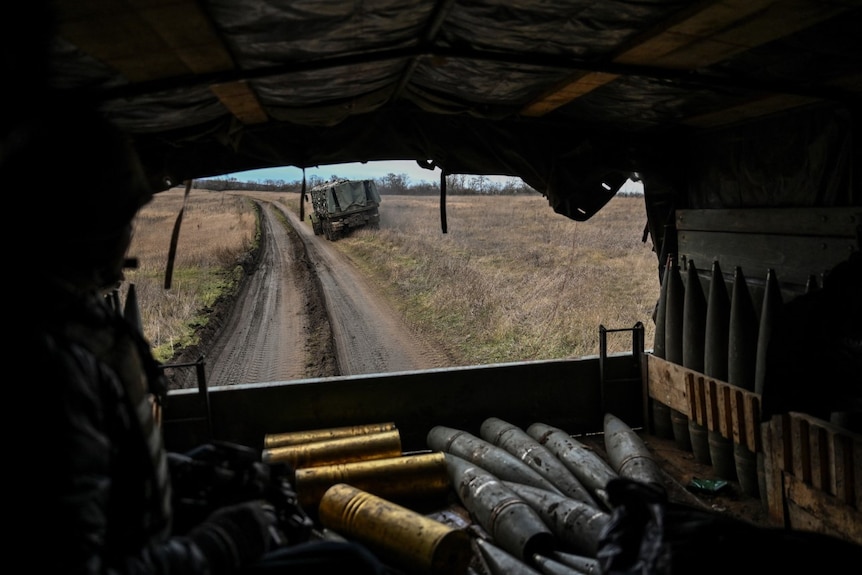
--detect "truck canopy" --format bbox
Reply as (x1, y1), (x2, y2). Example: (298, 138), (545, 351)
(315, 180), (381, 215)
(14, 1), (858, 236)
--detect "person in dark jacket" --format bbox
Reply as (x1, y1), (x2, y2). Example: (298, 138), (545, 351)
(5, 5), (389, 573)
(9, 97), (280, 575)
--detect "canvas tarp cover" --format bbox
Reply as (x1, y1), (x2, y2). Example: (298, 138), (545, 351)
(327, 181), (379, 215)
(13, 1), (862, 222)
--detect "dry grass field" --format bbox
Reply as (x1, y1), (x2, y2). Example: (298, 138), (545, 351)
(328, 193), (658, 364)
(124, 188), (258, 361)
(126, 188), (658, 366)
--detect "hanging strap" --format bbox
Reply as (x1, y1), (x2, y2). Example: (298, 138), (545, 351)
(164, 179), (192, 289)
(299, 168), (307, 221)
(439, 170), (448, 234)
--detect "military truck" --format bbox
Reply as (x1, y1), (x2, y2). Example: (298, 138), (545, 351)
(308, 179), (381, 240)
(18, 1), (862, 572)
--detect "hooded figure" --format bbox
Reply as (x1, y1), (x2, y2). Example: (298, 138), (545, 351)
(10, 97), (280, 575)
(5, 98), (154, 291)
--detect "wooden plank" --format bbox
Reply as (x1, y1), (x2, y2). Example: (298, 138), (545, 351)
(693, 374), (708, 427)
(744, 394), (760, 452)
(615, 0), (776, 68)
(730, 388), (746, 446)
(686, 374), (697, 424)
(787, 412), (862, 507)
(833, 432), (852, 506)
(706, 378), (721, 433)
(521, 0), (853, 117)
(676, 207), (860, 237)
(784, 474), (862, 547)
(810, 424), (828, 493)
(651, 0), (853, 70)
(719, 381), (733, 440)
(791, 417), (813, 484)
(646, 355), (689, 413)
(646, 355), (763, 447)
(210, 81), (269, 125)
(765, 416), (787, 525)
(646, 357), (862, 537)
(677, 229), (857, 289)
(521, 72), (618, 117)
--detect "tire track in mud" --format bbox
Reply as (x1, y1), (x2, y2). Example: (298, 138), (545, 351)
(203, 202), (311, 385)
(197, 196), (450, 387)
(272, 201), (452, 376)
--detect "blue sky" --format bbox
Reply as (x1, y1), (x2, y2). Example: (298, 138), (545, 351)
(229, 160), (490, 185)
(228, 160), (644, 194)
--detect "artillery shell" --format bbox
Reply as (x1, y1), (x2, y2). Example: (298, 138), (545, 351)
(755, 268), (782, 396)
(728, 266), (759, 498)
(526, 422), (617, 510)
(704, 260), (736, 480)
(651, 253), (674, 439)
(683, 260), (709, 463)
(427, 425), (564, 495)
(480, 417), (598, 508)
(444, 453), (555, 562)
(728, 266), (758, 392)
(318, 483), (471, 575)
(504, 482), (610, 558)
(262, 428), (402, 468)
(704, 260), (730, 381)
(264, 421), (397, 448)
(532, 553), (589, 575)
(603, 413), (665, 489)
(474, 538), (542, 575)
(544, 550), (600, 574)
(665, 257), (693, 452)
(294, 451), (450, 510)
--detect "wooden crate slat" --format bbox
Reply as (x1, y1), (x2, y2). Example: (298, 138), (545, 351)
(779, 413), (793, 471)
(706, 378), (721, 432)
(810, 424), (828, 493)
(686, 374), (697, 422)
(646, 355), (764, 445)
(719, 383), (733, 440)
(745, 394), (760, 452)
(828, 421), (860, 509)
(646, 355), (862, 539)
(832, 432), (850, 505)
(765, 417), (786, 524)
(730, 388), (746, 446)
(784, 474), (862, 547)
(694, 374), (708, 427)
(646, 355), (689, 413)
(791, 417), (813, 484)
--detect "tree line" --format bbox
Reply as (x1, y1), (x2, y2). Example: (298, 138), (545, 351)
(196, 172), (538, 196)
(197, 172), (644, 197)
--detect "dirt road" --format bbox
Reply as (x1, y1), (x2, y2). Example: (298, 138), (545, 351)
(198, 198), (450, 386)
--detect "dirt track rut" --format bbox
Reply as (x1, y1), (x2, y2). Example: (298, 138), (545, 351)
(201, 198), (449, 386)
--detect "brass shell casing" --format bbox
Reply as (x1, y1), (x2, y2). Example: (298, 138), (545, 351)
(318, 483), (472, 575)
(264, 422), (397, 449)
(261, 429), (402, 468)
(295, 451), (451, 510)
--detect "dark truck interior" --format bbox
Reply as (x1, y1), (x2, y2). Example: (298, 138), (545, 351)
(10, 0), (861, 570)
(35, 1), (859, 226)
